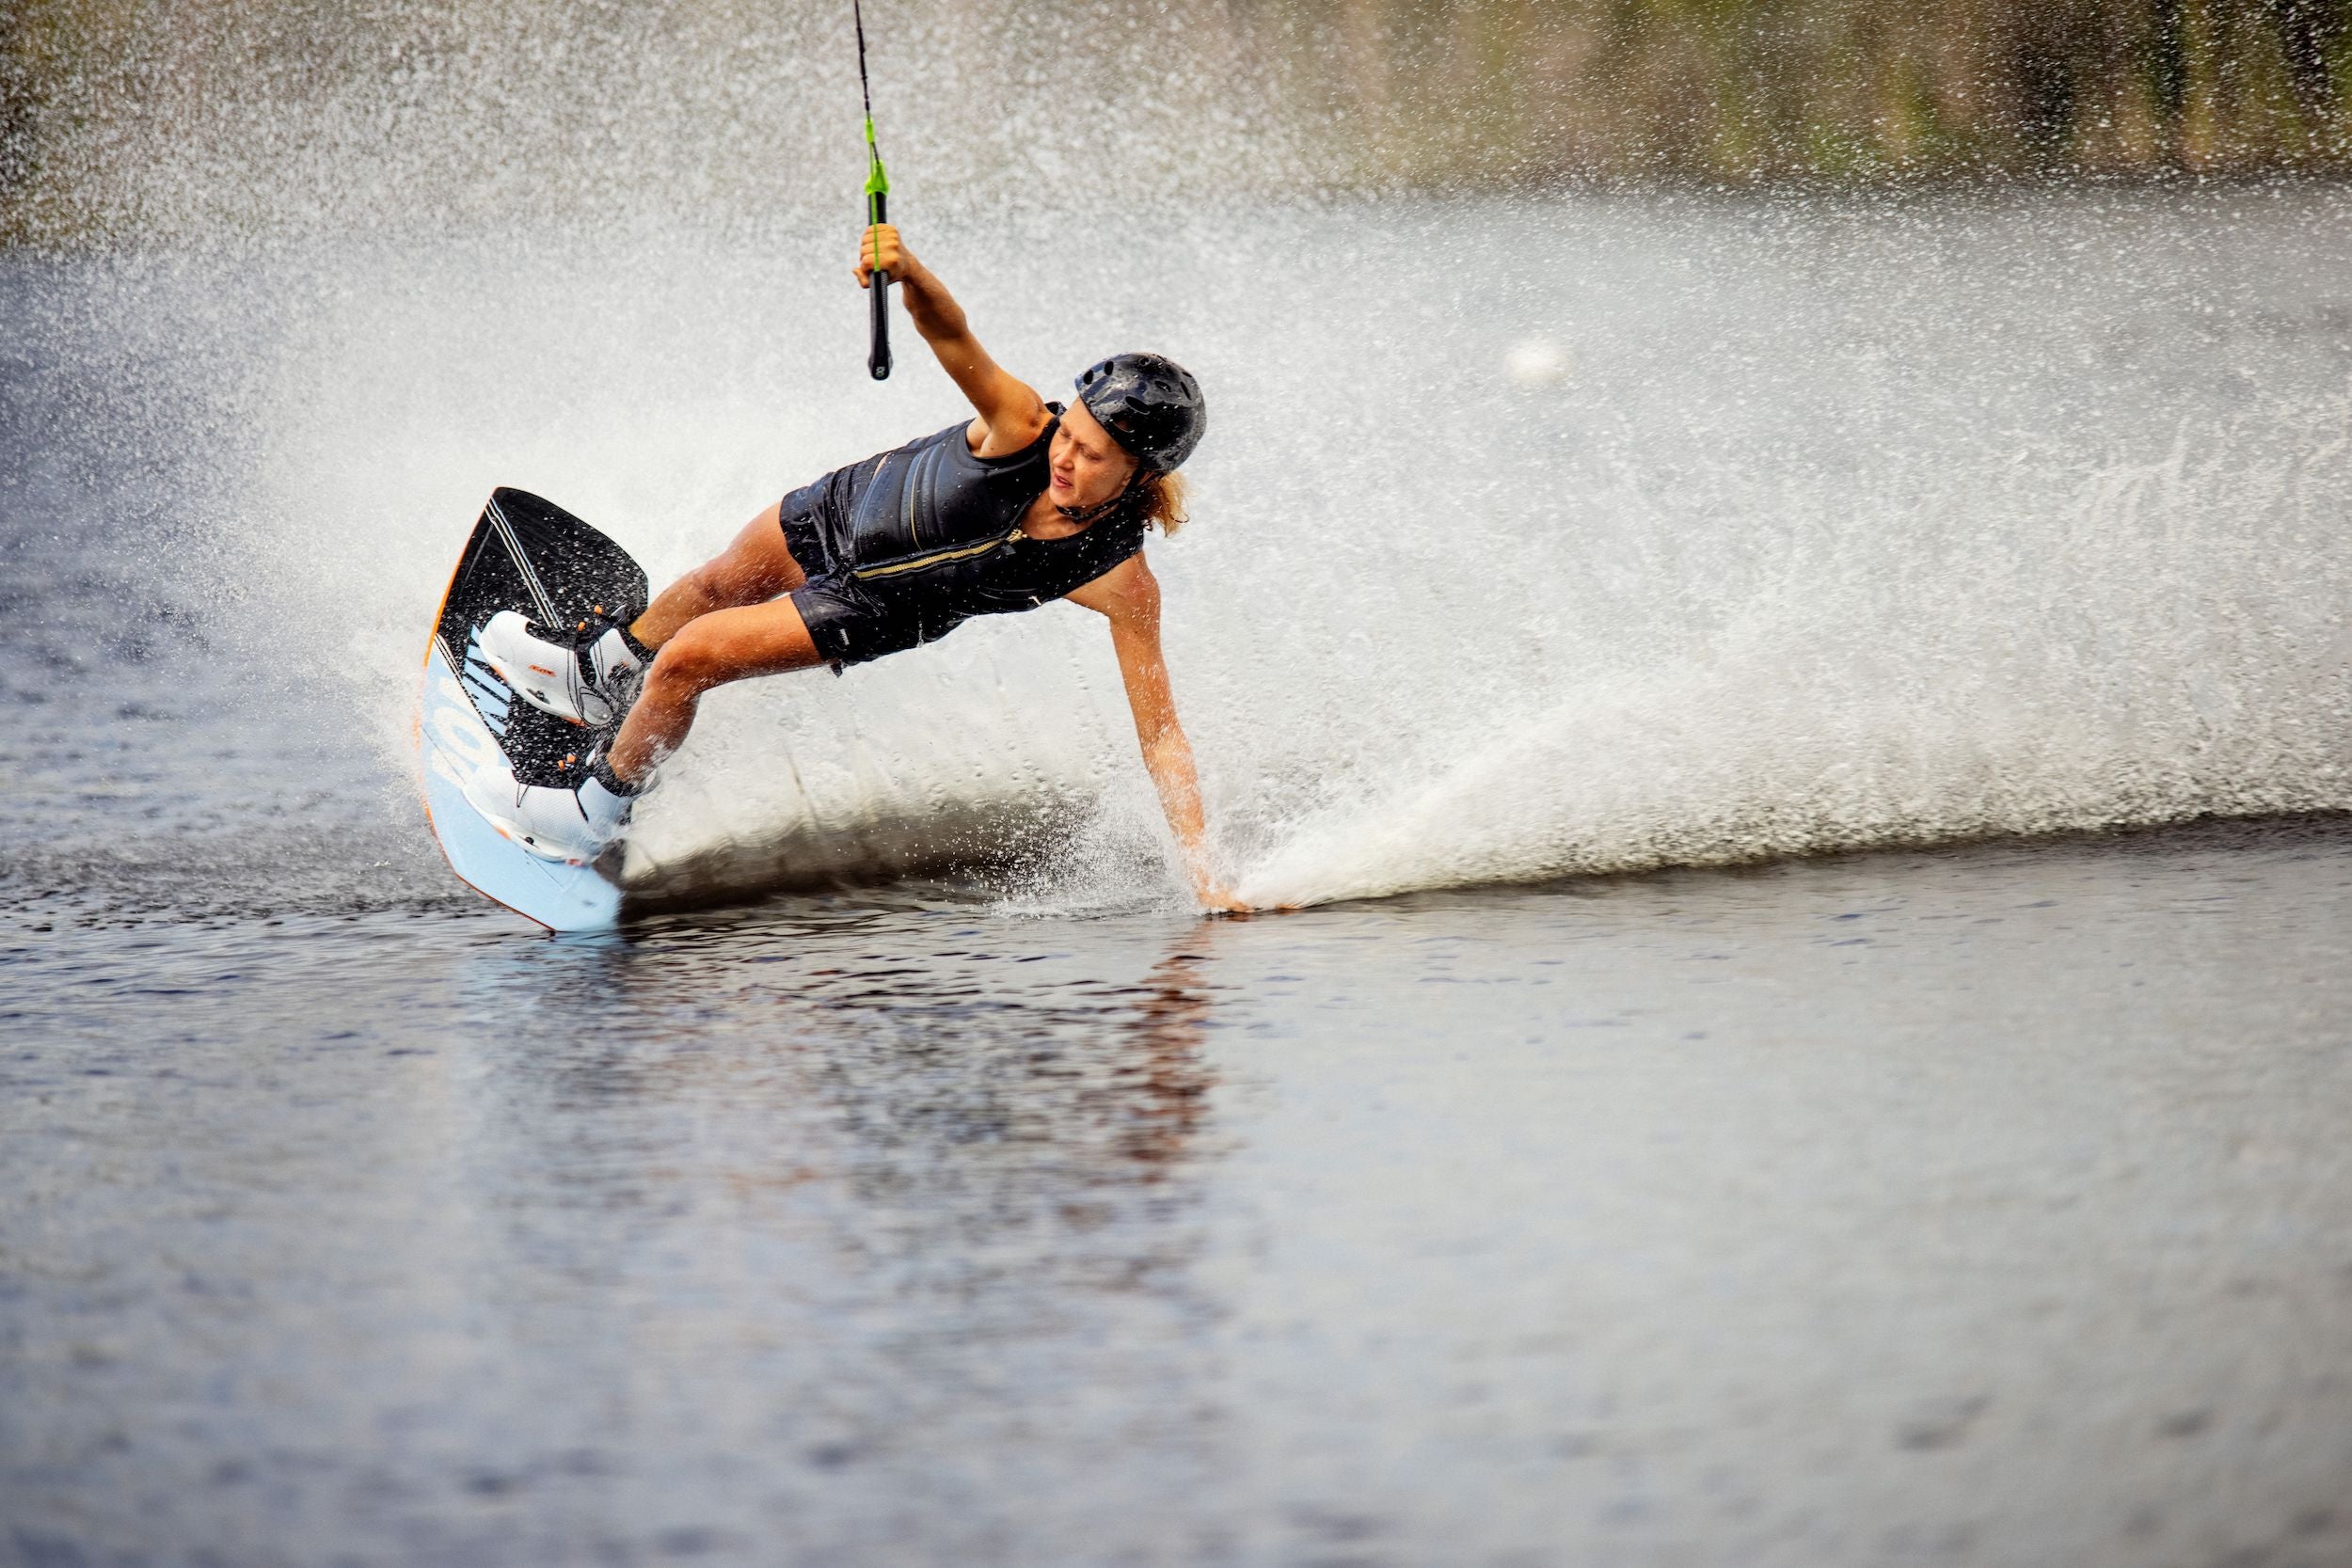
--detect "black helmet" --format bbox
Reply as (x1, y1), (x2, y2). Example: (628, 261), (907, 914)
(1075, 353), (1206, 471)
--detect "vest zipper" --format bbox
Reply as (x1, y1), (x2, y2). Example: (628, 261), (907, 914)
(850, 526), (1023, 582)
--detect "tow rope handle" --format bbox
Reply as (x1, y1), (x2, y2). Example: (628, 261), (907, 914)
(855, 0), (891, 381)
(866, 120), (891, 381)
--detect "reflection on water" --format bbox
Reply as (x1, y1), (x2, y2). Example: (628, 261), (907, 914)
(6, 895), (1262, 1563)
(453, 900), (1231, 1257)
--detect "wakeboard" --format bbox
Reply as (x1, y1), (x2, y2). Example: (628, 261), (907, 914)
(419, 487), (651, 932)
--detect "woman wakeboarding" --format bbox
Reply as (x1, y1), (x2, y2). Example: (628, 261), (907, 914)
(459, 223), (1245, 911)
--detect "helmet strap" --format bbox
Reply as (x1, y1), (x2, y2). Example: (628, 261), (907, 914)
(1054, 469), (1140, 525)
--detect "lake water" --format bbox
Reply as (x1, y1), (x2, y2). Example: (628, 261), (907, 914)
(5, 183), (2351, 1564)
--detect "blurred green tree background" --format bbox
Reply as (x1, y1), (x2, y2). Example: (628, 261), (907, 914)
(1287, 0), (2347, 182)
(4, 0), (2346, 245)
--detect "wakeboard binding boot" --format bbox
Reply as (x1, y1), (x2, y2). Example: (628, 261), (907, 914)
(476, 610), (649, 729)
(461, 748), (640, 866)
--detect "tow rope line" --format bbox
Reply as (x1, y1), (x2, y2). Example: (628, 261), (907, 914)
(855, 0), (893, 380)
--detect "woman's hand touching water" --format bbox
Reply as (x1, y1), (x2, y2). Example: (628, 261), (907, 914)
(1189, 863), (1252, 916)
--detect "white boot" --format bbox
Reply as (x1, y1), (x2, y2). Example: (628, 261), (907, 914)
(476, 610), (646, 728)
(462, 760), (636, 865)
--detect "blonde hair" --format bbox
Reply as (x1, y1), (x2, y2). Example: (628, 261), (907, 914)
(1134, 469), (1189, 536)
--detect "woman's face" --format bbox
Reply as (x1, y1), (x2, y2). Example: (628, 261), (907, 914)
(1049, 398), (1140, 511)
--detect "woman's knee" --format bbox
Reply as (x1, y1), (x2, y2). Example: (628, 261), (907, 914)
(644, 625), (738, 696)
(648, 599), (821, 693)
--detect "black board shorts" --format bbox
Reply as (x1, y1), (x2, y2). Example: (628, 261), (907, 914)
(777, 484), (928, 669)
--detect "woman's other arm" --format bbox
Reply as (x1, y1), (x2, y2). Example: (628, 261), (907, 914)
(854, 224), (1051, 456)
(1066, 555), (1248, 913)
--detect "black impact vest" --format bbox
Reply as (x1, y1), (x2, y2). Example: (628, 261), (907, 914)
(810, 408), (1147, 641)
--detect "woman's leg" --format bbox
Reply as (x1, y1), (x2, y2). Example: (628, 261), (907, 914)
(630, 501), (811, 650)
(606, 595), (828, 782)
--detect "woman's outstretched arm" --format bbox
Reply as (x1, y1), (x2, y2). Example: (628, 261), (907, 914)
(1066, 555), (1248, 913)
(854, 223), (1051, 456)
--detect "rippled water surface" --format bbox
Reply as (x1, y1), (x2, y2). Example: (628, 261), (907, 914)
(8, 824), (2352, 1566)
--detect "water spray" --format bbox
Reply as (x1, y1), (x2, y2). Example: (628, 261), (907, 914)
(855, 0), (892, 381)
